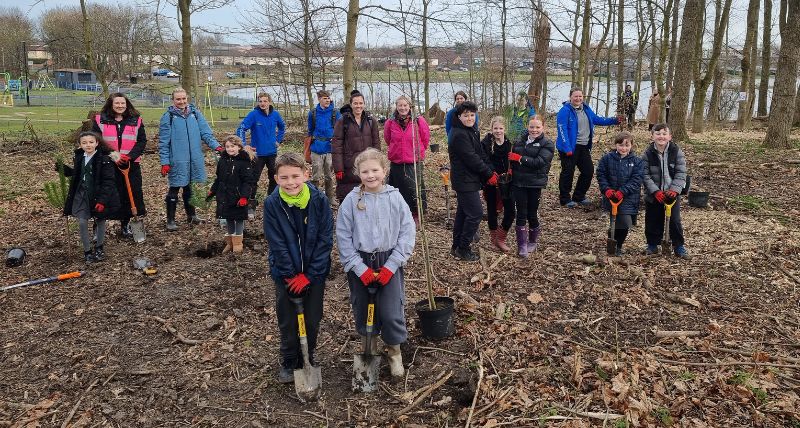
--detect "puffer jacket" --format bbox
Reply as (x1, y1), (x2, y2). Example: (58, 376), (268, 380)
(63, 148), (121, 220)
(210, 151), (255, 221)
(331, 110), (381, 200)
(481, 133), (512, 174)
(509, 133), (555, 189)
(263, 183), (333, 283)
(307, 102), (341, 154)
(236, 106), (285, 157)
(596, 150), (645, 214)
(555, 101), (618, 153)
(158, 104), (220, 187)
(336, 184), (416, 277)
(642, 141), (687, 203)
(384, 114), (430, 164)
(448, 116), (493, 192)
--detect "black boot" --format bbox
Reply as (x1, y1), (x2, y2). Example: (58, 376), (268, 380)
(94, 245), (105, 261)
(165, 197), (178, 231)
(454, 246), (479, 261)
(84, 250), (98, 264)
(120, 218), (133, 239)
(184, 200), (203, 224)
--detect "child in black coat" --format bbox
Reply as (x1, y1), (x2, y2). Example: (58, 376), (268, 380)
(481, 116), (515, 253)
(62, 131), (120, 263)
(208, 135), (255, 254)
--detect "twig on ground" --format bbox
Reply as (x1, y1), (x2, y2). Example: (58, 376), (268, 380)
(152, 316), (205, 345)
(656, 358), (800, 369)
(393, 370), (453, 419)
(653, 330), (704, 338)
(661, 292), (702, 308)
(464, 353), (484, 428)
(61, 377), (100, 428)
(417, 345), (466, 356)
(553, 404), (624, 421)
(199, 404), (267, 416)
(710, 346), (800, 364)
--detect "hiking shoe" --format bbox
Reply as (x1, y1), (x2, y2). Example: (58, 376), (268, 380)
(454, 246), (479, 261)
(84, 251), (98, 264)
(645, 245), (659, 255)
(277, 367), (294, 384)
(565, 201), (579, 208)
(94, 245), (106, 262)
(450, 245), (457, 257)
(120, 224), (133, 239)
(674, 245), (690, 259)
(578, 198), (592, 206)
(615, 246), (624, 257)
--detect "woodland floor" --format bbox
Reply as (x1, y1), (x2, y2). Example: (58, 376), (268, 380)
(0, 124), (799, 428)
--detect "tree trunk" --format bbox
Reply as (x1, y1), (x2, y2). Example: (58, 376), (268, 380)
(669, 0), (704, 141)
(706, 63), (724, 124)
(736, 0), (760, 129)
(577, 0), (591, 88)
(757, 0), (772, 117)
(529, 11), (550, 113)
(571, 0), (581, 85)
(655, 0), (674, 121)
(616, 0), (624, 94)
(665, 0), (681, 90)
(764, 0), (800, 148)
(178, 0), (194, 101)
(793, 83), (800, 125)
(500, 0), (507, 109)
(342, 0), (359, 97)
(691, 0), (732, 132)
(79, 0), (109, 98)
(422, 0), (430, 115)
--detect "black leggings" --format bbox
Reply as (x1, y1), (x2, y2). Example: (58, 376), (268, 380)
(484, 185), (514, 231)
(166, 185), (192, 209)
(512, 186), (541, 228)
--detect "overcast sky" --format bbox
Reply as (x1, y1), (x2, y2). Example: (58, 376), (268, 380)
(23, 0), (767, 49)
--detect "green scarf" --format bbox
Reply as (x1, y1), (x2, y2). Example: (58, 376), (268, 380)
(279, 183), (310, 209)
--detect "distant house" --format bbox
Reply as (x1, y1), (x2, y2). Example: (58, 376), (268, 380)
(53, 69), (98, 91)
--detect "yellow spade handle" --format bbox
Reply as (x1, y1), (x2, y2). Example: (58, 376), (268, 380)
(665, 199), (676, 216)
(366, 303), (375, 327)
(297, 313), (307, 338)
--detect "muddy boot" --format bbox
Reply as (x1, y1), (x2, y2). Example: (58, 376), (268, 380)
(496, 228), (511, 253)
(527, 226), (541, 253)
(387, 344), (404, 378)
(84, 250), (98, 264)
(165, 197), (178, 231)
(222, 234), (233, 253)
(231, 234), (244, 254)
(515, 226), (529, 258)
(184, 202), (203, 225)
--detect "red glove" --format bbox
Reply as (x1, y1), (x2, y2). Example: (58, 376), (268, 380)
(614, 190), (623, 201)
(215, 146), (224, 153)
(359, 268), (377, 286)
(286, 273), (311, 295)
(376, 267), (394, 286)
(161, 165), (170, 177)
(335, 171), (344, 181)
(237, 197), (248, 207)
(487, 172), (499, 186)
(654, 190), (666, 204)
(604, 189), (615, 200)
(665, 190), (678, 200)
(117, 153), (131, 166)
(565, 151), (573, 157)
(94, 203), (105, 213)
(508, 152), (522, 162)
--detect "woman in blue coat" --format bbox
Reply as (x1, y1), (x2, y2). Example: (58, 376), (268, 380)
(158, 87), (222, 231)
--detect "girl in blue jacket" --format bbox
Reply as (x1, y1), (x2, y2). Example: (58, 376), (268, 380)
(336, 148), (416, 378)
(236, 92), (286, 215)
(595, 132), (645, 256)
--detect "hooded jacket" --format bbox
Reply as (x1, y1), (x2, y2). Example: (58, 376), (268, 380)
(236, 106), (285, 157)
(509, 133), (555, 189)
(384, 114), (430, 164)
(63, 148), (121, 220)
(307, 102), (341, 154)
(331, 108), (381, 200)
(335, 184), (416, 277)
(158, 104), (220, 187)
(263, 183), (333, 283)
(210, 150), (255, 220)
(555, 101), (618, 153)
(448, 115), (493, 192)
(642, 141), (687, 203)
(596, 150), (645, 214)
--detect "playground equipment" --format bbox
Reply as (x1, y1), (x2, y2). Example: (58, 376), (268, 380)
(0, 72), (13, 106)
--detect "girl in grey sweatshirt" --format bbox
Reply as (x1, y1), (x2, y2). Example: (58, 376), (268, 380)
(336, 148), (416, 378)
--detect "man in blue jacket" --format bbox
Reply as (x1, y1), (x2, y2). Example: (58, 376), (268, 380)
(237, 93), (286, 215)
(556, 87), (620, 208)
(307, 90), (341, 206)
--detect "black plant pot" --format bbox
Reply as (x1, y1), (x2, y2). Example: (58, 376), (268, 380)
(415, 296), (455, 339)
(429, 143), (440, 153)
(688, 191), (709, 208)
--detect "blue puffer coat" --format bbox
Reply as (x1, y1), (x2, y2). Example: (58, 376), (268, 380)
(159, 104), (220, 187)
(595, 150), (645, 215)
(236, 106), (285, 157)
(307, 102), (341, 154)
(263, 183), (333, 283)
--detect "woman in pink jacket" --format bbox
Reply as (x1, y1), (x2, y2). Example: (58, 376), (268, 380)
(384, 95), (430, 225)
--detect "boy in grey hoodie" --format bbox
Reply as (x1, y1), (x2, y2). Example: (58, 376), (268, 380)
(336, 148), (416, 378)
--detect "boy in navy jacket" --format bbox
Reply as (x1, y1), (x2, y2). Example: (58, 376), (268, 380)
(263, 152), (333, 383)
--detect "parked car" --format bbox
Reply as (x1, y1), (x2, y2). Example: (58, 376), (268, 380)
(166, 71), (180, 78)
(225, 72), (241, 79)
(152, 69), (169, 76)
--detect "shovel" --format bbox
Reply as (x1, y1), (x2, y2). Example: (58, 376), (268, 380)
(439, 165), (453, 229)
(290, 296), (322, 402)
(353, 286), (381, 392)
(661, 198), (677, 255)
(118, 164), (146, 243)
(606, 196), (623, 255)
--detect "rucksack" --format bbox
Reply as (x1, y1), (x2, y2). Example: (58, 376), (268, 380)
(310, 109), (337, 136)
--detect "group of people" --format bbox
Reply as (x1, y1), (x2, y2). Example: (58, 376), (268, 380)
(618, 84), (673, 131)
(58, 84), (689, 386)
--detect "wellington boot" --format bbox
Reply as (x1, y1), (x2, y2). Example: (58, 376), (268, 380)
(387, 344), (404, 378)
(165, 198), (178, 231)
(527, 226), (541, 253)
(222, 234), (233, 253)
(495, 228), (512, 252)
(231, 234), (244, 254)
(515, 226), (529, 258)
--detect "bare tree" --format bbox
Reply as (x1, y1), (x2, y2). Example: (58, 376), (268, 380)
(669, 0), (705, 141)
(665, 0), (681, 89)
(736, 0), (761, 129)
(690, 0), (731, 132)
(529, 11), (550, 113)
(757, 0), (772, 117)
(342, 0), (360, 96)
(764, 0), (800, 148)
(0, 7), (33, 76)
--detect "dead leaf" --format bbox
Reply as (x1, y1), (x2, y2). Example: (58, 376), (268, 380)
(526, 292), (544, 304)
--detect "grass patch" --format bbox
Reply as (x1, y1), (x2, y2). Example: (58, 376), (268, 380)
(727, 370), (751, 385)
(653, 407), (673, 426)
(729, 195), (768, 211)
(679, 371), (696, 381)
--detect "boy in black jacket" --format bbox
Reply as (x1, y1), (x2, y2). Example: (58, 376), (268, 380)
(263, 153), (333, 383)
